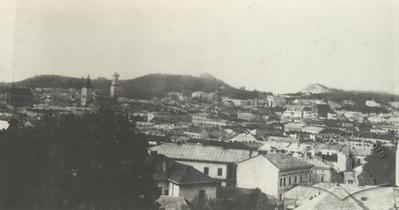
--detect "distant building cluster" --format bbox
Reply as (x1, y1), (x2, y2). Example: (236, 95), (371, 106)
(1, 75), (399, 209)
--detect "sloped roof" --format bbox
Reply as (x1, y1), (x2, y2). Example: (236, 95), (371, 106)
(168, 162), (216, 185)
(152, 155), (216, 185)
(229, 133), (259, 143)
(264, 153), (313, 172)
(286, 184), (397, 210)
(150, 143), (252, 163)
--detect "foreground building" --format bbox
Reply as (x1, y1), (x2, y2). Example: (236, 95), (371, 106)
(284, 183), (399, 210)
(152, 154), (218, 201)
(150, 143), (257, 187)
(236, 153), (313, 200)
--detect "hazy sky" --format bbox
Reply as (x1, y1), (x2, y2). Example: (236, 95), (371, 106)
(0, 0), (398, 94)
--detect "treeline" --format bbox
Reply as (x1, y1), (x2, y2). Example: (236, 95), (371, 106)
(0, 110), (159, 210)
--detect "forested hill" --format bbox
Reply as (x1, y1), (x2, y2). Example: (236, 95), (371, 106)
(1, 74), (266, 99)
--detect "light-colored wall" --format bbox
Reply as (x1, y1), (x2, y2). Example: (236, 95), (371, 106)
(156, 181), (169, 196)
(236, 155), (279, 198)
(169, 182), (180, 197)
(176, 160), (228, 181)
(179, 184), (217, 201)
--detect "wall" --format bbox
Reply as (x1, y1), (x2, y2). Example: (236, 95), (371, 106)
(169, 182), (180, 197)
(157, 181), (169, 196)
(179, 184), (217, 201)
(176, 160), (228, 183)
(236, 155), (279, 198)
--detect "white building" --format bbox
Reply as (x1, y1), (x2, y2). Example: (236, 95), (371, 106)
(150, 143), (256, 187)
(236, 153), (313, 200)
(192, 113), (228, 128)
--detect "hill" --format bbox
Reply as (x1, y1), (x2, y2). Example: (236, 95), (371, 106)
(298, 84), (399, 106)
(1, 74), (265, 100)
(300, 84), (334, 94)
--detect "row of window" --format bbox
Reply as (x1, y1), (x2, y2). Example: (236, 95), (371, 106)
(279, 174), (310, 188)
(204, 167), (223, 176)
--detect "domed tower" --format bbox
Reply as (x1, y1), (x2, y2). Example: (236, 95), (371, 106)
(81, 75), (93, 107)
(110, 72), (119, 98)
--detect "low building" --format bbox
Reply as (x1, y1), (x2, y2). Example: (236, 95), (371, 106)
(237, 111), (256, 121)
(236, 153), (313, 200)
(299, 156), (332, 183)
(152, 154), (218, 201)
(183, 127), (209, 139)
(192, 113), (228, 128)
(150, 143), (257, 187)
(314, 144), (351, 172)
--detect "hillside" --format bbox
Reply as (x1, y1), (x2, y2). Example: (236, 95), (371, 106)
(1, 73), (264, 99)
(300, 84), (333, 94)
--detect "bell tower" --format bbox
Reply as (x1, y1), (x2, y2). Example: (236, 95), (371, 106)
(81, 75), (92, 106)
(110, 72), (119, 98)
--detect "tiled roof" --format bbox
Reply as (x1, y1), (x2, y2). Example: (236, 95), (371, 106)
(150, 143), (252, 163)
(264, 153), (313, 172)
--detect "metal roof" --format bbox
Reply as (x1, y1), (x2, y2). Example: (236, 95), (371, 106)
(150, 143), (252, 163)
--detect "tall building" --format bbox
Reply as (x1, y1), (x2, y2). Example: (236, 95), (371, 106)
(110, 72), (119, 98)
(81, 75), (93, 107)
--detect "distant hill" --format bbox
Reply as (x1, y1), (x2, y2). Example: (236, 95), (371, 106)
(300, 84), (334, 94)
(1, 73), (266, 100)
(299, 84), (399, 105)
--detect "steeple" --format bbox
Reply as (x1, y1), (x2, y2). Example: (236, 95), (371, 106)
(85, 75), (91, 88)
(110, 72), (119, 98)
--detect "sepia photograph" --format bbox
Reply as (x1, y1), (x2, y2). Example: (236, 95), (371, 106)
(0, 0), (398, 209)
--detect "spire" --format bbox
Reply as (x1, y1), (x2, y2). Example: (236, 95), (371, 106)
(85, 75), (91, 88)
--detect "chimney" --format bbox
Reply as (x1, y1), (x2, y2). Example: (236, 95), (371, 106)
(162, 161), (167, 173)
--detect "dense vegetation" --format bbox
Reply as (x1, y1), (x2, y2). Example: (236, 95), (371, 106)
(190, 188), (274, 210)
(363, 146), (396, 186)
(0, 110), (159, 210)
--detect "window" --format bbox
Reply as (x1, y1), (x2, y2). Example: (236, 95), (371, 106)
(217, 168), (223, 176)
(294, 176), (298, 184)
(204, 167), (209, 175)
(199, 190), (205, 200)
(321, 175), (324, 183)
(288, 176), (291, 185)
(283, 177), (286, 186)
(280, 177), (283, 187)
(164, 189), (169, 196)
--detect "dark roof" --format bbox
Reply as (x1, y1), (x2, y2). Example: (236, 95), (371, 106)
(152, 154), (216, 185)
(264, 153), (313, 172)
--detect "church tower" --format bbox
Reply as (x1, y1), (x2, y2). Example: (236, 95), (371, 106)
(81, 75), (92, 107)
(110, 72), (119, 98)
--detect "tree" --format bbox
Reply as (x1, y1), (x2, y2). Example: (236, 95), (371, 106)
(1, 110), (159, 210)
(363, 145), (395, 186)
(188, 188), (273, 210)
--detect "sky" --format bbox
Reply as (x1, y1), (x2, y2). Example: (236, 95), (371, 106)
(0, 0), (398, 94)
